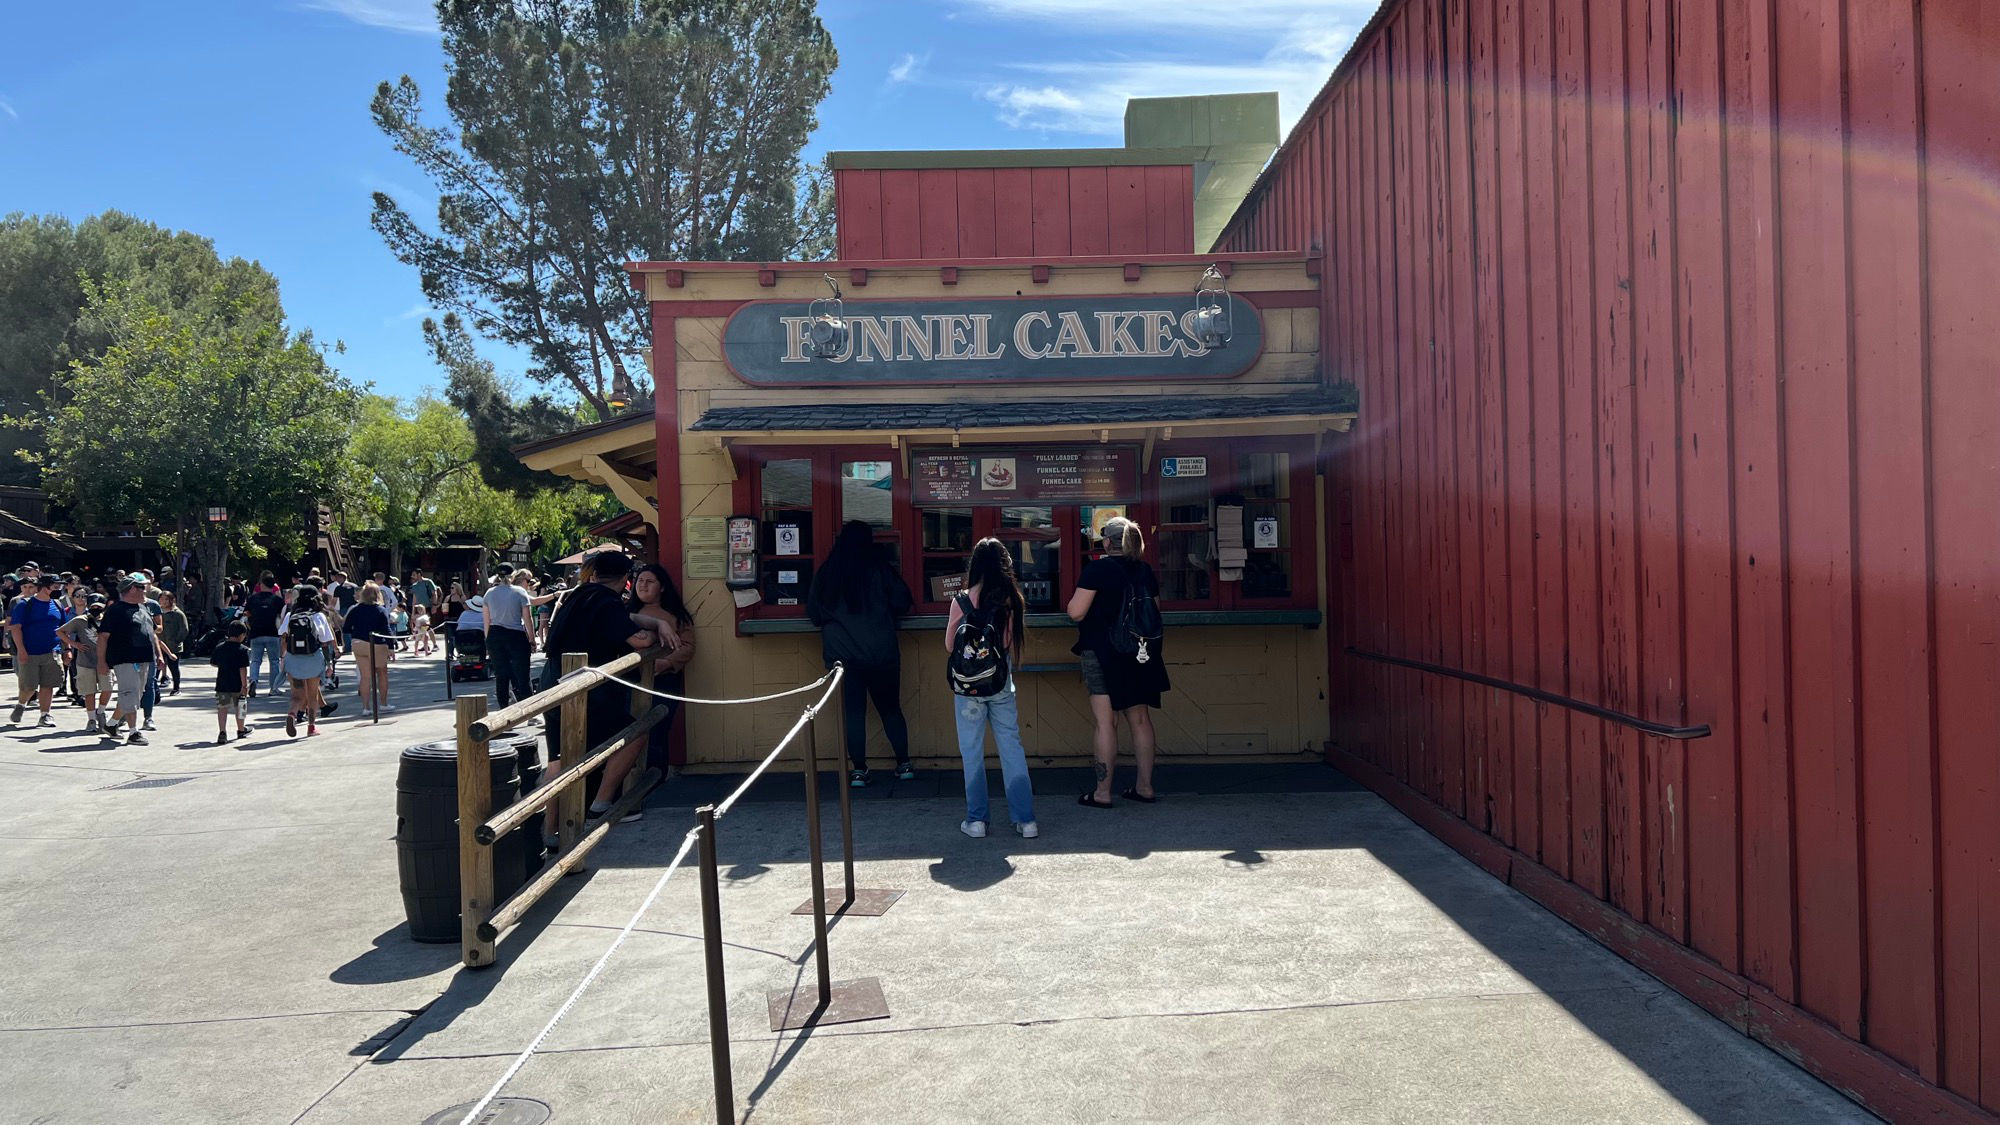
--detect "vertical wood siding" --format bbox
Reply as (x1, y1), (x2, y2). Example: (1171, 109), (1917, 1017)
(1219, 0), (2000, 1115)
(836, 165), (1194, 260)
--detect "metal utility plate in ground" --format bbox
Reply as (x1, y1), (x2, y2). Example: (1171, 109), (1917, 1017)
(420, 1097), (552, 1125)
(766, 976), (891, 1031)
(98, 776), (198, 790)
(790, 888), (905, 917)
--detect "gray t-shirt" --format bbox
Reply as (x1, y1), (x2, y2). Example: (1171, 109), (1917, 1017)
(58, 614), (98, 663)
(483, 583), (531, 633)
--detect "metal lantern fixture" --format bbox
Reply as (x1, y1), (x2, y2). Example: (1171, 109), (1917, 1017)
(607, 370), (634, 410)
(206, 506), (229, 524)
(1192, 265), (1233, 349)
(807, 273), (849, 358)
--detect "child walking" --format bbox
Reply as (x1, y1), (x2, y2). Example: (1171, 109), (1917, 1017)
(212, 622), (251, 743)
(944, 538), (1037, 839)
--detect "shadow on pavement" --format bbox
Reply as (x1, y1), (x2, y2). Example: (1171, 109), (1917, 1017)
(332, 923), (467, 986)
(363, 868), (597, 1063)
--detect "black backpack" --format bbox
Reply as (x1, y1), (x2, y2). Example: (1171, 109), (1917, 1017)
(1110, 562), (1164, 664)
(285, 614), (322, 657)
(947, 592), (1009, 697)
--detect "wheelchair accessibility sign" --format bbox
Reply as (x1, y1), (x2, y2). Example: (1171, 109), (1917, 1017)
(1159, 456), (1208, 478)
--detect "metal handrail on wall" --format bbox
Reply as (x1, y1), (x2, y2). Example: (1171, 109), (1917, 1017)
(453, 650), (669, 968)
(1344, 646), (1712, 741)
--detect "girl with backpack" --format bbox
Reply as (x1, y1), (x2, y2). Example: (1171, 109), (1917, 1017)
(945, 538), (1037, 838)
(1067, 516), (1169, 809)
(277, 587), (339, 738)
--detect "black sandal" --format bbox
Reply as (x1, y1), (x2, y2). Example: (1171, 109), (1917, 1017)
(1120, 788), (1160, 804)
(1077, 793), (1114, 809)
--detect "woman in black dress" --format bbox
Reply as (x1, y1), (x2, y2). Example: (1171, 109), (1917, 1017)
(1067, 516), (1169, 808)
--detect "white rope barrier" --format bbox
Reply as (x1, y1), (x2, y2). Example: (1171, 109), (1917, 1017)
(560, 664), (837, 708)
(451, 664), (845, 1122)
(454, 828), (700, 1125)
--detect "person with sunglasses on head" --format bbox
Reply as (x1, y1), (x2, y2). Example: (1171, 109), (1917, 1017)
(1068, 516), (1170, 809)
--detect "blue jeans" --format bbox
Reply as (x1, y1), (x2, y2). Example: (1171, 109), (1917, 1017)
(248, 636), (283, 693)
(954, 681), (1035, 826)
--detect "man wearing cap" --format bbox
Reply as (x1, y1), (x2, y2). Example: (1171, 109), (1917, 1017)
(8, 574), (69, 727)
(99, 576), (169, 745)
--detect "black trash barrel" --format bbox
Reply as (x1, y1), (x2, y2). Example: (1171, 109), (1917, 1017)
(396, 740), (526, 944)
(490, 732), (545, 888)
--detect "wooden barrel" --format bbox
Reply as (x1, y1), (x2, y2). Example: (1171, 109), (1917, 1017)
(396, 739), (532, 944)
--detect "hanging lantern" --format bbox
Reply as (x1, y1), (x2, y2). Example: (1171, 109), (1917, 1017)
(1192, 265), (1233, 349)
(807, 273), (848, 359)
(206, 506), (229, 524)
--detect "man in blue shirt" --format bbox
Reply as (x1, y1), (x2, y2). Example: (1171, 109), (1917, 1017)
(8, 575), (69, 727)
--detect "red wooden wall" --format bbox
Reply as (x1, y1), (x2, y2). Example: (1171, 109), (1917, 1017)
(835, 165), (1194, 260)
(1218, 0), (2000, 1119)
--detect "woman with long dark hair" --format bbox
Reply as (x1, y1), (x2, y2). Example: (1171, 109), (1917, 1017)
(628, 562), (697, 785)
(807, 520), (915, 786)
(945, 538), (1037, 837)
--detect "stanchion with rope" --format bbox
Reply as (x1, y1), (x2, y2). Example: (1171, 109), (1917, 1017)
(444, 663), (893, 1125)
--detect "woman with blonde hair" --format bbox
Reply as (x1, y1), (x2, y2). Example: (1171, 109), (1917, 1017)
(342, 582), (395, 714)
(1066, 516), (1169, 808)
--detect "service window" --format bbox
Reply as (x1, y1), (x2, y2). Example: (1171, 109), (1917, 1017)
(999, 506), (1061, 612)
(1234, 450), (1292, 600)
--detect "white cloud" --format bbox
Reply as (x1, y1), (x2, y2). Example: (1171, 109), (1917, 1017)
(386, 302), (431, 326)
(0, 97), (16, 120)
(888, 52), (925, 83)
(298, 0), (437, 34)
(963, 1), (1377, 137)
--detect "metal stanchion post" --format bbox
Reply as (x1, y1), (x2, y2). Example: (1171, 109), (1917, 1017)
(834, 674), (856, 908)
(791, 665), (903, 922)
(802, 719), (832, 1005)
(696, 806), (734, 1125)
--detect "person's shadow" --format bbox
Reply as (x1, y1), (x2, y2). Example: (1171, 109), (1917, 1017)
(926, 854), (1016, 892)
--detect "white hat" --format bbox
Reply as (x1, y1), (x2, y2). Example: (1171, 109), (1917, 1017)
(466, 595), (485, 611)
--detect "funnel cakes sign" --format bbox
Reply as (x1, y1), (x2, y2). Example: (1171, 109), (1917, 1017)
(720, 293), (1262, 386)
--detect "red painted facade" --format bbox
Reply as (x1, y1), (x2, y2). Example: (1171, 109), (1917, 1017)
(1217, 0), (1999, 1119)
(834, 165), (1195, 260)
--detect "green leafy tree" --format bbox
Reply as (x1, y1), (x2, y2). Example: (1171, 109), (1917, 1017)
(349, 395), (484, 576)
(0, 211), (282, 486)
(424, 312), (581, 495)
(38, 283), (358, 621)
(370, 0), (836, 416)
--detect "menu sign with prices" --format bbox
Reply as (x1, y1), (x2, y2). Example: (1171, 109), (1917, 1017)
(913, 447), (1139, 506)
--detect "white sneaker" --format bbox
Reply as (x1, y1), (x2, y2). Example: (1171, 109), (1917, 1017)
(142, 719), (157, 731)
(959, 819), (987, 838)
(1013, 821), (1039, 838)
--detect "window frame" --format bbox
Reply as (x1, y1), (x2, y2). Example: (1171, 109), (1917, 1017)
(730, 434), (1319, 624)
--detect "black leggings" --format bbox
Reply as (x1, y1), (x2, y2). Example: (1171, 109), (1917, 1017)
(841, 660), (909, 772)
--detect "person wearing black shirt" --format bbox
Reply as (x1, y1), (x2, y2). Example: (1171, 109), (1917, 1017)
(1067, 516), (1169, 808)
(807, 520), (916, 786)
(99, 576), (167, 745)
(536, 551), (677, 845)
(243, 572), (286, 698)
(212, 623), (252, 743)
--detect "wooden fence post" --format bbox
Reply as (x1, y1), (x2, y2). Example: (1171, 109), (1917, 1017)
(558, 653), (588, 855)
(455, 694), (495, 968)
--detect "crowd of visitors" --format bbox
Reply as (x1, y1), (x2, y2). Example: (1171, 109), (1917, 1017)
(7, 519), (1174, 842)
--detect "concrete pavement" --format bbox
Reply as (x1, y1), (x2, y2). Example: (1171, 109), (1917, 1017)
(0, 649), (1874, 1124)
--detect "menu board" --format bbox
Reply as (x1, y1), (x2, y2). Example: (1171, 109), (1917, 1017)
(913, 447), (1139, 506)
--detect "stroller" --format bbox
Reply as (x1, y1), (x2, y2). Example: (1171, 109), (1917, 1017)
(448, 623), (491, 682)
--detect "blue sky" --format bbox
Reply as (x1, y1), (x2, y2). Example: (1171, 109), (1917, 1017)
(0, 0), (1377, 401)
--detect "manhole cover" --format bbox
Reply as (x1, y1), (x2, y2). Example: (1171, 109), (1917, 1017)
(100, 776), (198, 791)
(420, 1099), (552, 1125)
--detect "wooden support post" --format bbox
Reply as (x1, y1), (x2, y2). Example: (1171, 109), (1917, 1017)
(455, 694), (495, 969)
(558, 653), (587, 857)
